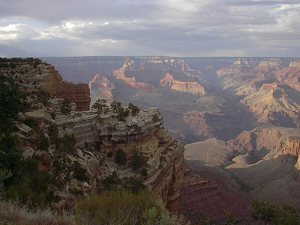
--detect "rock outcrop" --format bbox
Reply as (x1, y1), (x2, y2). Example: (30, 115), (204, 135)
(160, 73), (205, 95)
(89, 74), (114, 106)
(0, 60), (91, 111)
(113, 60), (155, 92)
(241, 83), (300, 127)
(228, 127), (300, 165)
(1, 58), (185, 209)
(275, 60), (300, 91)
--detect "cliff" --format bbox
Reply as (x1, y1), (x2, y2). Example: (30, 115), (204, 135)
(89, 74), (114, 106)
(241, 83), (300, 127)
(113, 60), (155, 92)
(160, 73), (205, 95)
(275, 60), (300, 91)
(0, 59), (91, 111)
(227, 127), (300, 166)
(1, 58), (185, 209)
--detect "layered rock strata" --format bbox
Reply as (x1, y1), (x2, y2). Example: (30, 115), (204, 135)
(160, 73), (205, 95)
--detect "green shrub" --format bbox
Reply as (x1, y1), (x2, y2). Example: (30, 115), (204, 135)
(61, 99), (72, 115)
(38, 132), (49, 150)
(128, 103), (140, 116)
(131, 150), (146, 171)
(71, 161), (88, 182)
(252, 200), (300, 225)
(0, 75), (25, 133)
(23, 118), (39, 129)
(124, 177), (145, 193)
(115, 149), (127, 165)
(101, 171), (122, 190)
(75, 189), (179, 225)
(57, 134), (76, 154)
(106, 151), (113, 158)
(48, 124), (58, 142)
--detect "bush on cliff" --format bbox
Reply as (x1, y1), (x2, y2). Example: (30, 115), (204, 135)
(57, 134), (76, 153)
(0, 75), (25, 133)
(131, 150), (146, 171)
(115, 149), (127, 165)
(128, 103), (140, 116)
(75, 189), (178, 225)
(251, 200), (300, 225)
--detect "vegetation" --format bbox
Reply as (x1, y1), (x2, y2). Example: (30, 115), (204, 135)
(48, 123), (59, 143)
(71, 161), (88, 182)
(131, 150), (146, 171)
(38, 132), (49, 150)
(115, 149), (127, 165)
(251, 200), (300, 225)
(128, 102), (140, 116)
(60, 98), (72, 115)
(57, 134), (76, 154)
(0, 200), (75, 225)
(92, 99), (108, 113)
(75, 189), (179, 225)
(102, 171), (122, 190)
(0, 75), (25, 133)
(152, 114), (160, 123)
(0, 75), (53, 206)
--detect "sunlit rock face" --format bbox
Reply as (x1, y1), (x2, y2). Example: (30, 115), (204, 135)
(89, 74), (114, 106)
(160, 73), (205, 95)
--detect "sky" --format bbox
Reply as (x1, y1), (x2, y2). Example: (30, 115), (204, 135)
(0, 0), (299, 57)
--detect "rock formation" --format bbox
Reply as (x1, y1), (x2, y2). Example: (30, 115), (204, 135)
(241, 83), (300, 127)
(1, 58), (185, 209)
(113, 60), (155, 92)
(0, 60), (91, 111)
(160, 73), (205, 95)
(275, 60), (300, 91)
(89, 74), (114, 106)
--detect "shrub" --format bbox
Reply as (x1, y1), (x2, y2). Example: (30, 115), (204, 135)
(131, 150), (146, 171)
(60, 99), (72, 115)
(115, 149), (127, 165)
(101, 171), (122, 190)
(152, 114), (160, 123)
(140, 168), (148, 177)
(48, 124), (58, 142)
(106, 151), (113, 158)
(124, 177), (145, 193)
(71, 161), (88, 182)
(128, 103), (140, 116)
(57, 134), (76, 154)
(75, 189), (177, 225)
(0, 75), (25, 133)
(39, 132), (49, 150)
(251, 200), (300, 225)
(0, 200), (75, 225)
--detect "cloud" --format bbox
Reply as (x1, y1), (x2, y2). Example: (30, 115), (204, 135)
(0, 0), (299, 57)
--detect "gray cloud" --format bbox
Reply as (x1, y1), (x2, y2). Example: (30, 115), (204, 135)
(0, 0), (299, 57)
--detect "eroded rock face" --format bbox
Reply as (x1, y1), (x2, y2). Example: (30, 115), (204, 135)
(160, 73), (205, 95)
(113, 61), (155, 92)
(275, 60), (300, 91)
(52, 106), (184, 204)
(2, 58), (185, 210)
(1, 61), (91, 111)
(241, 83), (300, 127)
(89, 74), (114, 106)
(228, 127), (300, 165)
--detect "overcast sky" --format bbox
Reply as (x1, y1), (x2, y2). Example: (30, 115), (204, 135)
(0, 0), (299, 57)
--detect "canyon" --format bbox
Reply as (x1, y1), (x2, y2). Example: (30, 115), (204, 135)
(43, 56), (300, 222)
